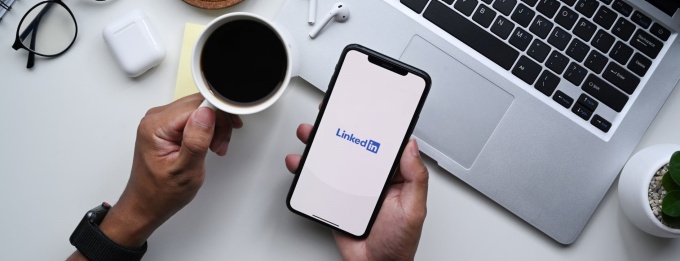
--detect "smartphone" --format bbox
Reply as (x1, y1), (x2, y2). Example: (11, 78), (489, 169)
(286, 44), (431, 238)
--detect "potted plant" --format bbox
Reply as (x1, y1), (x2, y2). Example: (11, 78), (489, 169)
(619, 144), (680, 238)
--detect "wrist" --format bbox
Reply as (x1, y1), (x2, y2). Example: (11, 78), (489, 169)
(98, 203), (157, 249)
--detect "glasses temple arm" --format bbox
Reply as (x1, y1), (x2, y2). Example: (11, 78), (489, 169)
(26, 23), (38, 68)
(19, 2), (54, 41)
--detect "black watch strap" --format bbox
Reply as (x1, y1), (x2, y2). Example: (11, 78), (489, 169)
(70, 203), (147, 261)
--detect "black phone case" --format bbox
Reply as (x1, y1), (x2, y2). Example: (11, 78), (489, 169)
(286, 44), (432, 238)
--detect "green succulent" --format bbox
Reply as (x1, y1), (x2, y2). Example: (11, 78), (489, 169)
(661, 151), (680, 226)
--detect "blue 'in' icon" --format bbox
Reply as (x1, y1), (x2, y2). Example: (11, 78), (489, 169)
(366, 140), (380, 154)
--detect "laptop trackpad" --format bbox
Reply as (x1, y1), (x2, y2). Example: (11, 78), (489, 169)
(400, 36), (514, 169)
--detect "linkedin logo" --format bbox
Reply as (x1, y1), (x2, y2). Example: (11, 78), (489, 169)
(335, 128), (380, 154)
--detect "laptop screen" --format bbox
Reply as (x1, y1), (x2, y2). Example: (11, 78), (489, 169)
(646, 0), (680, 16)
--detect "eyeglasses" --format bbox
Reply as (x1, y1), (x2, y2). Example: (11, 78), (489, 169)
(12, 0), (78, 69)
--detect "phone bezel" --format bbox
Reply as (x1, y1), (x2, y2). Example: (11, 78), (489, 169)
(286, 44), (432, 238)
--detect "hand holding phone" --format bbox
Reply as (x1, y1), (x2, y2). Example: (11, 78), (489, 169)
(286, 128), (429, 261)
(286, 44), (431, 244)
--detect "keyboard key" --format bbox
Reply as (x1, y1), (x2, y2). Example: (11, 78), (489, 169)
(591, 114), (612, 132)
(601, 0), (613, 4)
(522, 0), (539, 6)
(473, 5), (498, 28)
(612, 18), (636, 41)
(591, 30), (615, 53)
(511, 3), (536, 27)
(401, 0), (429, 13)
(553, 90), (574, 108)
(454, 0), (479, 16)
(491, 16), (516, 39)
(584, 50), (608, 74)
(572, 103), (593, 120)
(509, 28), (534, 51)
(631, 30), (663, 59)
(631, 11), (652, 29)
(578, 93), (598, 111)
(565, 62), (588, 85)
(609, 41), (634, 64)
(512, 56), (543, 84)
(559, 0), (576, 6)
(555, 6), (578, 30)
(582, 74), (628, 112)
(575, 0), (599, 18)
(548, 27), (572, 50)
(593, 6), (617, 30)
(574, 18), (597, 41)
(493, 0), (518, 16)
(566, 38), (590, 62)
(481, 0), (492, 4)
(444, 0), (455, 4)
(603, 62), (640, 94)
(536, 0), (560, 18)
(612, 0), (633, 17)
(627, 53), (652, 77)
(650, 23), (671, 41)
(546, 51), (569, 74)
(535, 70), (561, 95)
(424, 1), (520, 70)
(529, 15), (554, 39)
(528, 39), (552, 62)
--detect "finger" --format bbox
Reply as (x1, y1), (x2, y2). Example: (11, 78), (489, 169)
(210, 110), (234, 156)
(332, 230), (360, 247)
(230, 114), (244, 129)
(154, 96), (206, 142)
(391, 166), (405, 184)
(177, 107), (216, 169)
(296, 124), (314, 144)
(397, 139), (429, 217)
(285, 154), (302, 174)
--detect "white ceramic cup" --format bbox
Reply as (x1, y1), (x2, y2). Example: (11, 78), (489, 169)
(191, 13), (299, 114)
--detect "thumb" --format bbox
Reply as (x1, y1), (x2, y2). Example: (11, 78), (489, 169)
(399, 139), (429, 215)
(178, 107), (216, 168)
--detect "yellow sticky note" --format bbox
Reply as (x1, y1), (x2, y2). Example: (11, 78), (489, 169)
(173, 23), (205, 100)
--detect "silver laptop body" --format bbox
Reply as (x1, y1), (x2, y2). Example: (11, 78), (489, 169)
(276, 0), (680, 244)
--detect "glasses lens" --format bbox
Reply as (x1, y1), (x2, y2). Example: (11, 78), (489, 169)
(18, 2), (76, 56)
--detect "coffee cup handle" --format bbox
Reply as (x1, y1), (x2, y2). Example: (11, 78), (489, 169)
(199, 99), (217, 111)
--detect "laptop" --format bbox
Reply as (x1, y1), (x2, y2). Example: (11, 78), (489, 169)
(276, 0), (680, 244)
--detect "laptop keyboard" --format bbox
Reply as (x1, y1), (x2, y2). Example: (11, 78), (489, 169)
(401, 0), (672, 133)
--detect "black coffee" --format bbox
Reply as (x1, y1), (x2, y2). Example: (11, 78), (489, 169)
(201, 20), (288, 104)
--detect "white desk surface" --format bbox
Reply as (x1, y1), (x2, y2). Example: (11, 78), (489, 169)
(1, 0), (680, 260)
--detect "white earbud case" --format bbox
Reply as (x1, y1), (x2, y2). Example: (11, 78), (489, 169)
(103, 9), (165, 77)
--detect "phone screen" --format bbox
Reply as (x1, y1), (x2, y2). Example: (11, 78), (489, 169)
(288, 48), (429, 236)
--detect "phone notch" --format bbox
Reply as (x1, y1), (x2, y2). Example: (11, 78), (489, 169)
(368, 55), (407, 76)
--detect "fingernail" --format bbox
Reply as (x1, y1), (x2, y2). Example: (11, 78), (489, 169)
(193, 107), (214, 128)
(410, 139), (420, 157)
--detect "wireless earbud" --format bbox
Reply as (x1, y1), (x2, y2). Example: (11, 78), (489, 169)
(309, 0), (317, 25)
(309, 3), (350, 39)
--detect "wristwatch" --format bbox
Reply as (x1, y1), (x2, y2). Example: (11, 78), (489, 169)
(70, 202), (147, 261)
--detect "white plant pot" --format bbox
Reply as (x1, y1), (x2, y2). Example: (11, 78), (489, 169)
(619, 144), (680, 238)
